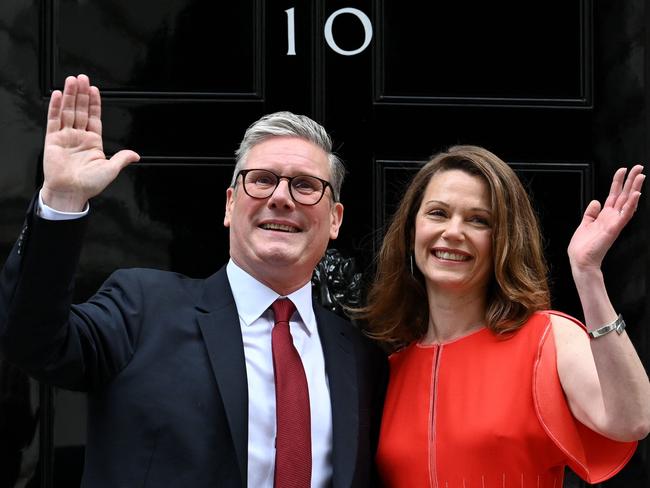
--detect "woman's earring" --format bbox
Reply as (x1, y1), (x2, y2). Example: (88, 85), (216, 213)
(409, 252), (414, 275)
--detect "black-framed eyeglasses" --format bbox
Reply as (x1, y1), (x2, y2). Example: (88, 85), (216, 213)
(235, 169), (335, 205)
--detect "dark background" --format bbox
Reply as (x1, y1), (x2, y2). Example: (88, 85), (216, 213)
(0, 1), (648, 486)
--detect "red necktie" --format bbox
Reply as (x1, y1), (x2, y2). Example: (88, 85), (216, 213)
(271, 298), (312, 488)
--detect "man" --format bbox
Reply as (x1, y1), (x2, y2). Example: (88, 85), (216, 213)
(0, 74), (387, 487)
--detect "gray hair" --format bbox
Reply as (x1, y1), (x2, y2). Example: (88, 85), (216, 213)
(230, 111), (345, 201)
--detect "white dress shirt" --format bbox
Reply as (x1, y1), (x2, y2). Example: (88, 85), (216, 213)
(38, 192), (334, 487)
(227, 260), (333, 487)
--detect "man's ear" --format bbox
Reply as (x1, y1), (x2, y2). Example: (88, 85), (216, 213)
(329, 202), (344, 240)
(224, 187), (234, 228)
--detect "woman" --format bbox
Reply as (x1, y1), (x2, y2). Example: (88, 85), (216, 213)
(360, 145), (650, 487)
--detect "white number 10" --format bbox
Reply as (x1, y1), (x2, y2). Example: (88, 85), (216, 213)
(285, 7), (373, 56)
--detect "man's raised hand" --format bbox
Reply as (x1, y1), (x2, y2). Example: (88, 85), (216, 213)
(42, 74), (139, 212)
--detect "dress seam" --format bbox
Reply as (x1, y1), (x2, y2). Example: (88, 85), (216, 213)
(428, 345), (442, 488)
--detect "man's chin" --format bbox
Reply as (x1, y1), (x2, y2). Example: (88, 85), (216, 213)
(260, 250), (302, 267)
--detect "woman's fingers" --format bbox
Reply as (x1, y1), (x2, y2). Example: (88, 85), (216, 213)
(580, 199), (602, 225)
(614, 165), (645, 213)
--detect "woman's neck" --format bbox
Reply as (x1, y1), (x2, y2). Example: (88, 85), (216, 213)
(423, 287), (488, 344)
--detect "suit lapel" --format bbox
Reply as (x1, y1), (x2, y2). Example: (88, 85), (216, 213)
(196, 267), (248, 486)
(194, 272), (361, 487)
(315, 304), (358, 488)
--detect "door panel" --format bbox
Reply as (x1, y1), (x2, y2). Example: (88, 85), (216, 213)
(48, 0), (261, 97)
(376, 2), (589, 105)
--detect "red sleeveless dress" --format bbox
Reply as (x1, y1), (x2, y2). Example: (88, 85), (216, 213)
(376, 311), (636, 487)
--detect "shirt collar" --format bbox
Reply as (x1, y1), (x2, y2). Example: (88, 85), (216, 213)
(226, 259), (316, 335)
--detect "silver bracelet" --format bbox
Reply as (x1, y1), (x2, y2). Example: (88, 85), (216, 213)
(588, 314), (626, 339)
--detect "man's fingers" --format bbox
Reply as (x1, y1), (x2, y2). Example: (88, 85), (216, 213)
(109, 150), (140, 173)
(60, 76), (79, 128)
(46, 90), (63, 134)
(87, 86), (102, 135)
(48, 75), (99, 135)
(73, 74), (91, 130)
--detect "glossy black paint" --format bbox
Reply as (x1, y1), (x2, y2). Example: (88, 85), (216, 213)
(378, 3), (587, 104)
(0, 0), (647, 486)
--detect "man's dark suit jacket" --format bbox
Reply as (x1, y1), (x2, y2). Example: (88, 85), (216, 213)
(0, 203), (387, 487)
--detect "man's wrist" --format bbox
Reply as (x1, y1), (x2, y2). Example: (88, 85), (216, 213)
(38, 190), (89, 220)
(40, 187), (88, 213)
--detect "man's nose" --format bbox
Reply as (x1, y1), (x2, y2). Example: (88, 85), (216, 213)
(267, 179), (295, 207)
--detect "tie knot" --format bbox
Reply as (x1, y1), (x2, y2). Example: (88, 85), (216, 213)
(272, 298), (296, 325)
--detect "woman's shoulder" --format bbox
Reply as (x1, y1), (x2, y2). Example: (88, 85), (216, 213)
(544, 310), (587, 330)
(541, 310), (590, 345)
(525, 310), (588, 339)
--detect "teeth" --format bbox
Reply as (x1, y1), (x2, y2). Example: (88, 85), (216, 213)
(260, 223), (299, 233)
(434, 250), (469, 261)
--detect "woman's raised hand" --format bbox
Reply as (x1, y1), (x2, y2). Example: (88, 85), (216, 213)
(568, 165), (645, 271)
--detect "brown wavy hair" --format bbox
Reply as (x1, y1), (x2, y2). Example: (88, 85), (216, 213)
(357, 145), (550, 347)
